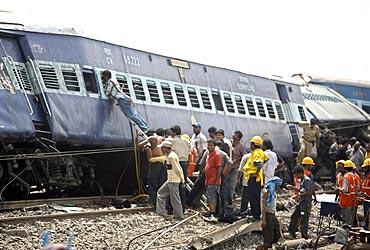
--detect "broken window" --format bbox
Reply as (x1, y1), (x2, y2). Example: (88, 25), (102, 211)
(161, 82), (174, 104)
(39, 64), (60, 90)
(61, 66), (80, 92)
(147, 80), (160, 103)
(265, 100), (276, 119)
(235, 95), (245, 114)
(256, 98), (266, 117)
(174, 85), (187, 106)
(132, 77), (146, 100)
(188, 87), (200, 108)
(200, 89), (212, 110)
(245, 96), (256, 116)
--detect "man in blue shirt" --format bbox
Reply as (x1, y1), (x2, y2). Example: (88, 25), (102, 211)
(102, 70), (149, 132)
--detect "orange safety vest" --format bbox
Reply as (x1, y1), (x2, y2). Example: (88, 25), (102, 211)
(336, 173), (344, 189)
(187, 148), (197, 177)
(361, 174), (370, 196)
(339, 172), (357, 208)
(353, 172), (361, 192)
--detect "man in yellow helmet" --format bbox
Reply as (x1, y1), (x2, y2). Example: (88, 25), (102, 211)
(242, 136), (269, 221)
(361, 158), (370, 229)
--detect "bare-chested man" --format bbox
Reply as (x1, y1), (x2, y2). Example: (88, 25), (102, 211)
(139, 129), (167, 206)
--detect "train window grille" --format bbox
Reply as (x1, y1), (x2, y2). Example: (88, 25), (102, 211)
(275, 102), (285, 120)
(212, 91), (224, 111)
(298, 106), (307, 121)
(223, 93), (235, 113)
(245, 97), (256, 116)
(303, 92), (342, 103)
(132, 77), (146, 100)
(116, 75), (131, 97)
(265, 100), (276, 119)
(161, 82), (174, 104)
(256, 98), (266, 117)
(234, 95), (246, 114)
(174, 85), (187, 106)
(146, 80), (160, 103)
(61, 66), (80, 92)
(200, 89), (212, 110)
(188, 87), (200, 108)
(39, 64), (60, 90)
(12, 64), (32, 91)
(82, 69), (98, 93)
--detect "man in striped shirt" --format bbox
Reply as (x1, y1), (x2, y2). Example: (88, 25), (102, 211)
(102, 70), (149, 132)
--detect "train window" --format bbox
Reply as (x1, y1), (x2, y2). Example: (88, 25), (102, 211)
(235, 95), (246, 114)
(147, 80), (160, 103)
(223, 93), (235, 113)
(212, 90), (224, 111)
(265, 100), (276, 119)
(275, 102), (285, 120)
(256, 98), (266, 117)
(39, 64), (60, 90)
(116, 75), (131, 97)
(82, 69), (98, 93)
(362, 105), (370, 114)
(61, 66), (80, 92)
(12, 64), (32, 91)
(132, 77), (146, 100)
(245, 97), (256, 116)
(188, 87), (200, 108)
(161, 82), (174, 104)
(174, 85), (187, 106)
(200, 89), (212, 110)
(298, 106), (307, 121)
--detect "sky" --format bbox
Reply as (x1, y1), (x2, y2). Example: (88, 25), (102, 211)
(1, 0), (370, 81)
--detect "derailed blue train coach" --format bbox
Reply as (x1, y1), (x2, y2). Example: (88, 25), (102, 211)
(0, 24), (368, 199)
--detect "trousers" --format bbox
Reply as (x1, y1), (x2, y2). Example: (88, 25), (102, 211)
(241, 176), (261, 219)
(297, 138), (314, 164)
(157, 182), (184, 220)
(288, 200), (312, 238)
(147, 162), (167, 206)
(117, 98), (149, 131)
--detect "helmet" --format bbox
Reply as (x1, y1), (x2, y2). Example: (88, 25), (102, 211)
(344, 160), (356, 169)
(362, 158), (370, 168)
(250, 136), (263, 146)
(335, 160), (346, 167)
(302, 156), (315, 165)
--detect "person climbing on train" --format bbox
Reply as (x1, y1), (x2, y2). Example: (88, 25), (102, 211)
(360, 158), (370, 229)
(294, 118), (320, 165)
(258, 176), (283, 250)
(156, 140), (185, 220)
(242, 135), (269, 221)
(286, 166), (313, 239)
(102, 70), (150, 132)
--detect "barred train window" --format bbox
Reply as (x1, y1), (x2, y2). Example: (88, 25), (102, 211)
(61, 66), (80, 92)
(161, 82), (174, 104)
(235, 95), (246, 114)
(39, 64), (60, 90)
(116, 75), (131, 96)
(256, 98), (266, 117)
(298, 106), (307, 121)
(245, 97), (256, 116)
(275, 102), (285, 120)
(175, 85), (187, 106)
(200, 89), (212, 110)
(146, 80), (160, 102)
(223, 93), (235, 113)
(132, 77), (146, 100)
(13, 64), (32, 91)
(188, 87), (200, 108)
(265, 100), (276, 119)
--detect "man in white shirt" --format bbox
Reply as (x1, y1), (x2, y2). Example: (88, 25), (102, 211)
(190, 122), (207, 161)
(262, 139), (279, 183)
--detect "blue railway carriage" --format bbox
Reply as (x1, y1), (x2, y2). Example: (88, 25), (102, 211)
(0, 24), (368, 198)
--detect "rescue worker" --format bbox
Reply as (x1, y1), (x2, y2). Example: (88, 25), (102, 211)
(156, 140), (185, 220)
(335, 160), (346, 202)
(287, 166), (313, 239)
(360, 158), (370, 229)
(102, 70), (149, 132)
(242, 136), (269, 221)
(294, 118), (320, 165)
(338, 160), (358, 226)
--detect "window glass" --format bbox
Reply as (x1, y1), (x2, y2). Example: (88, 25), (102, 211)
(161, 82), (174, 104)
(235, 95), (246, 114)
(256, 98), (266, 117)
(245, 96), (256, 116)
(200, 89), (212, 110)
(188, 87), (200, 108)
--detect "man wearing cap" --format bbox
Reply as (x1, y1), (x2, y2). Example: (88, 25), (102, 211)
(242, 136), (269, 221)
(361, 158), (370, 229)
(338, 160), (358, 226)
(102, 70), (149, 132)
(156, 140), (185, 220)
(294, 118), (320, 165)
(190, 122), (208, 162)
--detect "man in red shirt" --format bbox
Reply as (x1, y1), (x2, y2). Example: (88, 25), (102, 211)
(203, 139), (222, 222)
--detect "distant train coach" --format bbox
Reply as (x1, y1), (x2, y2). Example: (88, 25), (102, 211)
(0, 23), (369, 199)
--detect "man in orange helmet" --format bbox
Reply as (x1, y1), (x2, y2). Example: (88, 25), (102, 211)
(360, 158), (370, 229)
(242, 136), (269, 221)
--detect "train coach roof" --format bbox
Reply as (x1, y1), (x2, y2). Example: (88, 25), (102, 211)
(310, 76), (370, 89)
(301, 84), (369, 122)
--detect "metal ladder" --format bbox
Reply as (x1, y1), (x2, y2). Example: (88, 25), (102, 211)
(129, 119), (148, 140)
